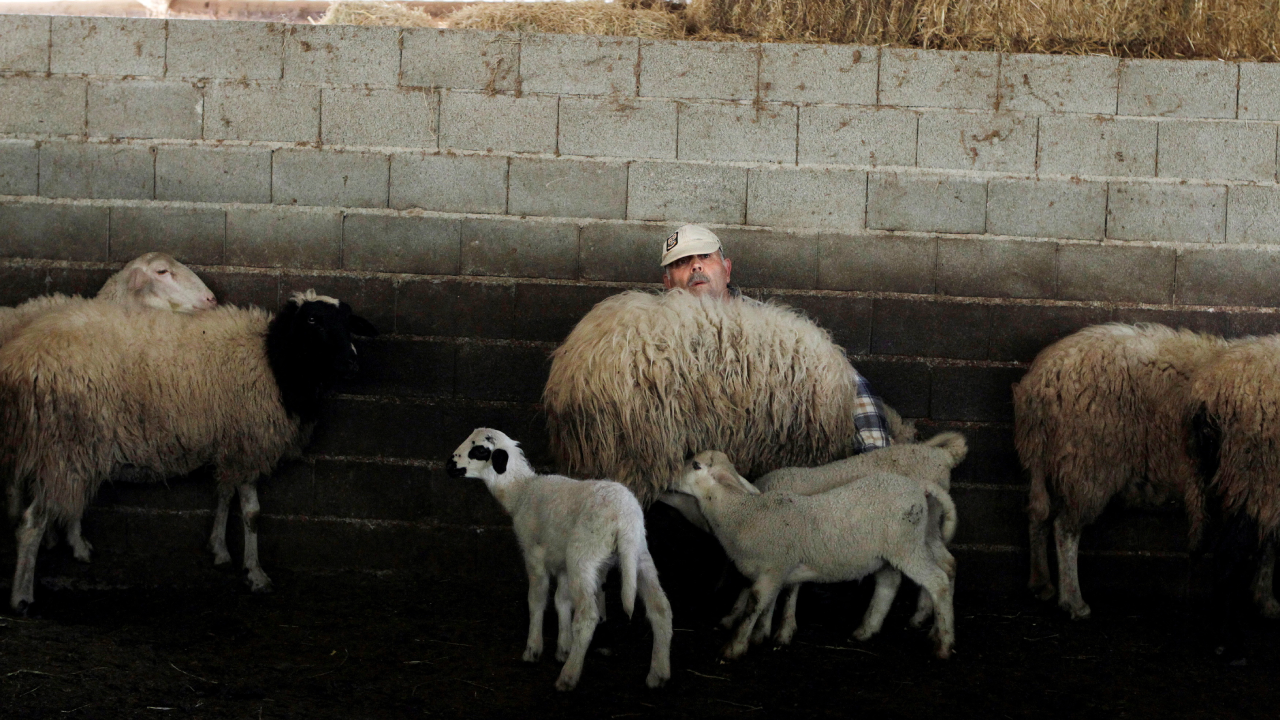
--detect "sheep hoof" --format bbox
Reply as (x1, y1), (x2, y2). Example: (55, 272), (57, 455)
(646, 670), (669, 689)
(851, 626), (874, 642)
(211, 551), (232, 567)
(522, 647), (541, 663)
(556, 648), (569, 662)
(72, 547), (93, 564)
(935, 645), (953, 660)
(1256, 597), (1280, 619)
(1030, 583), (1056, 602)
(774, 630), (795, 646)
(1062, 602), (1091, 620)
(554, 673), (579, 692)
(244, 570), (273, 593)
(13, 599), (33, 618)
(720, 643), (746, 660)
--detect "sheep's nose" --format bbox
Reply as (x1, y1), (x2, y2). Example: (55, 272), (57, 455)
(206, 295), (217, 307)
(445, 459), (466, 478)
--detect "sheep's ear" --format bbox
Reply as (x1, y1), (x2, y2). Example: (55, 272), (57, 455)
(126, 266), (148, 292)
(341, 303), (379, 337)
(737, 475), (761, 495)
(492, 449), (509, 475)
(711, 467), (749, 494)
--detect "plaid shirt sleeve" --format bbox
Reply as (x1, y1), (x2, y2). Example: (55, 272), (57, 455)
(852, 369), (891, 452)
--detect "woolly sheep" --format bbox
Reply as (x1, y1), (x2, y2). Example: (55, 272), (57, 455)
(544, 289), (907, 507)
(1, 290), (377, 612)
(1013, 322), (1235, 620)
(446, 428), (673, 691)
(674, 451), (957, 660)
(722, 432), (968, 646)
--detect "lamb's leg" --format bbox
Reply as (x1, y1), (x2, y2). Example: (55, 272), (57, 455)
(722, 587), (752, 629)
(912, 544), (956, 628)
(523, 561), (550, 663)
(898, 549), (955, 659)
(1028, 510), (1055, 602)
(724, 576), (782, 660)
(237, 483), (272, 593)
(208, 484), (235, 566)
(853, 567), (902, 641)
(774, 584), (800, 646)
(11, 503), (49, 613)
(750, 591), (778, 645)
(66, 519), (92, 563)
(1053, 516), (1090, 620)
(555, 559), (605, 692)
(1252, 538), (1280, 619)
(637, 550), (673, 688)
(554, 574), (573, 662)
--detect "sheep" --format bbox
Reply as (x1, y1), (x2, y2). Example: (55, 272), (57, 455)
(1013, 322), (1235, 621)
(673, 450), (957, 660)
(544, 289), (908, 507)
(446, 428), (673, 692)
(1, 290), (377, 613)
(721, 432), (968, 646)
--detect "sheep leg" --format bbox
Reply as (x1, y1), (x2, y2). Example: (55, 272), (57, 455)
(722, 587), (752, 629)
(853, 567), (902, 641)
(724, 576), (782, 660)
(238, 483), (272, 593)
(913, 544), (956, 629)
(637, 550), (673, 688)
(208, 484), (235, 566)
(522, 559), (550, 663)
(66, 519), (92, 563)
(554, 574), (573, 662)
(1053, 517), (1090, 620)
(1210, 513), (1260, 665)
(750, 592), (778, 645)
(898, 550), (954, 659)
(774, 584), (800, 646)
(555, 558), (605, 692)
(11, 503), (49, 613)
(1027, 500), (1055, 602)
(1251, 538), (1280, 619)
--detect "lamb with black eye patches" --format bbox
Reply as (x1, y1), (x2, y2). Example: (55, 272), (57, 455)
(446, 428), (673, 692)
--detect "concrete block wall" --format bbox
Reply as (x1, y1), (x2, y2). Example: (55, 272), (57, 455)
(4, 14), (1280, 600)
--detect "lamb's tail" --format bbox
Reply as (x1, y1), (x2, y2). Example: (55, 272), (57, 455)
(924, 432), (968, 467)
(617, 520), (644, 619)
(924, 482), (959, 543)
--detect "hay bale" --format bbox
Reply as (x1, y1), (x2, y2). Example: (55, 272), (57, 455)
(447, 1), (687, 39)
(318, 1), (441, 28)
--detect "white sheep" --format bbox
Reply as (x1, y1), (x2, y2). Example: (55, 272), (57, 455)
(674, 451), (957, 660)
(446, 428), (673, 691)
(1, 290), (376, 613)
(721, 432), (968, 646)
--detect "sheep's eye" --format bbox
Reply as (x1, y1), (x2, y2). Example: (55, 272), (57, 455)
(306, 316), (317, 324)
(692, 461), (701, 470)
(156, 268), (169, 275)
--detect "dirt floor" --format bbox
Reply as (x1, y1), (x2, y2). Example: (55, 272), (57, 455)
(2, 557), (1279, 720)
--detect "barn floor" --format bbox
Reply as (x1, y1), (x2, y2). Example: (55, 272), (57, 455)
(1, 556), (1277, 720)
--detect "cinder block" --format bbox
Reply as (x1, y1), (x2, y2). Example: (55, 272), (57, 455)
(1239, 63), (1280, 120)
(321, 87), (437, 148)
(1037, 115), (1157, 177)
(0, 77), (86, 135)
(1114, 306), (1234, 336)
(1107, 182), (1226, 243)
(88, 80), (202, 140)
(342, 211), (461, 275)
(638, 39), (758, 100)
(855, 358), (931, 417)
(514, 283), (618, 342)
(203, 82), (319, 143)
(520, 34), (638, 96)
(166, 20), (285, 81)
(0, 15), (49, 72)
(50, 17), (164, 76)
(0, 201), (108, 261)
(39, 141), (154, 200)
(1057, 243), (1175, 304)
(931, 365), (1020, 422)
(880, 49), (999, 110)
(578, 220), (677, 283)
(759, 292), (873, 354)
(1158, 120), (1277, 182)
(272, 149), (389, 208)
(460, 217), (580, 279)
(439, 91), (558, 154)
(312, 459), (432, 521)
(817, 233), (935, 294)
(936, 237), (1057, 300)
(987, 178), (1107, 241)
(1228, 185), (1280, 244)
(456, 342), (550, 403)
(199, 270), (280, 310)
(871, 297), (991, 360)
(1176, 246), (1280, 307)
(759, 43), (876, 105)
(341, 338), (455, 397)
(400, 28), (518, 92)
(109, 206), (225, 266)
(397, 278), (517, 339)
(678, 101), (797, 163)
(155, 145), (272, 204)
(866, 171), (986, 234)
(558, 96), (677, 159)
(1118, 59), (1237, 118)
(988, 304), (1115, 363)
(627, 161), (747, 224)
(225, 206), (341, 269)
(998, 53), (1118, 114)
(283, 24), (400, 85)
(746, 165), (866, 230)
(390, 152), (508, 214)
(797, 106), (917, 167)
(916, 110), (1037, 173)
(0, 263), (114, 305)
(0, 140), (38, 196)
(712, 227), (818, 289)
(508, 157), (627, 220)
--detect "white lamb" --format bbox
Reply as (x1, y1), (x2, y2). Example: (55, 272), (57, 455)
(674, 451), (957, 660)
(446, 428), (673, 691)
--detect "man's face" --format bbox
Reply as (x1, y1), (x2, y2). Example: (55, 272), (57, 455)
(663, 251), (733, 299)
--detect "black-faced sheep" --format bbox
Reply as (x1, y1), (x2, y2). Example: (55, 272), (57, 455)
(1, 290), (376, 612)
(674, 451), (956, 660)
(446, 428), (673, 691)
(1013, 323), (1232, 620)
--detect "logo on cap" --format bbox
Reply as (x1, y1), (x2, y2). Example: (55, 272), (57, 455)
(665, 232), (679, 252)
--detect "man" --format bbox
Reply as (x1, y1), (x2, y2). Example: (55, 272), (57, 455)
(660, 223), (891, 452)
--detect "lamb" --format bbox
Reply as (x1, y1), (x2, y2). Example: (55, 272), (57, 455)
(674, 450), (957, 660)
(1013, 322), (1235, 620)
(543, 289), (909, 508)
(722, 432), (968, 646)
(1, 290), (377, 613)
(446, 428), (673, 691)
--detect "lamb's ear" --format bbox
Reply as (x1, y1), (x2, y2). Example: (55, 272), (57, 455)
(341, 303), (379, 337)
(737, 475), (761, 495)
(492, 449), (509, 475)
(711, 467), (749, 494)
(126, 266), (148, 292)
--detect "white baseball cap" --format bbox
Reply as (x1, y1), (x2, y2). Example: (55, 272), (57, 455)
(660, 224), (723, 267)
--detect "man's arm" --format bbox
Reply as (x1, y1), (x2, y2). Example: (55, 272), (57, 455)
(852, 371), (891, 452)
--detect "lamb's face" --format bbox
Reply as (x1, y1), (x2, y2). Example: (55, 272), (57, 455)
(447, 428), (510, 479)
(675, 451), (759, 498)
